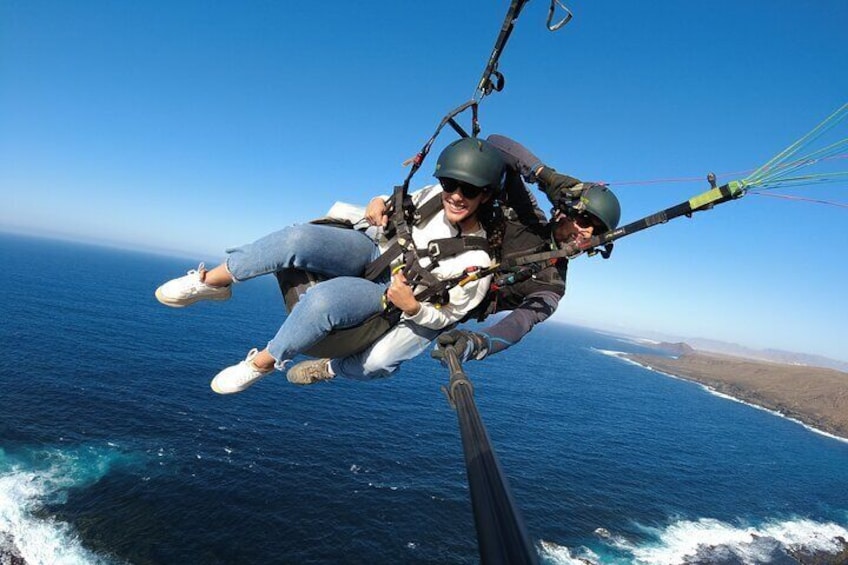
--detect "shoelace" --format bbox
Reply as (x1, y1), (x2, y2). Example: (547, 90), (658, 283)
(305, 364), (328, 378)
(235, 349), (269, 384)
(177, 263), (209, 293)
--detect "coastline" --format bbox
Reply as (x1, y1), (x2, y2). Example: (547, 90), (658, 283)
(622, 351), (848, 441)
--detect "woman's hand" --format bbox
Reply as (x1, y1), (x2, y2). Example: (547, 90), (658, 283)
(386, 272), (420, 316)
(365, 197), (389, 227)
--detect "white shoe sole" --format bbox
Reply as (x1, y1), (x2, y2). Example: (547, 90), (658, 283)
(155, 286), (231, 308)
(211, 380), (236, 394)
(210, 371), (270, 395)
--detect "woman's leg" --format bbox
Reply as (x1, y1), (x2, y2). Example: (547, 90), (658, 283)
(266, 276), (387, 363)
(156, 224), (381, 306)
(211, 276), (387, 394)
(224, 224), (379, 283)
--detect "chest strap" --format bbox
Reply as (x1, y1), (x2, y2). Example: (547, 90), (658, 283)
(362, 187), (489, 282)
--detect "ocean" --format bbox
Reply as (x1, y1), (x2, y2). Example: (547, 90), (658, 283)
(2, 231), (847, 564)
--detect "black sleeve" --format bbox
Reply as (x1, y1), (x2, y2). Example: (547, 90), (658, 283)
(536, 168), (583, 209)
(503, 169), (548, 225)
(488, 133), (583, 210)
(487, 134), (543, 182)
(477, 290), (562, 357)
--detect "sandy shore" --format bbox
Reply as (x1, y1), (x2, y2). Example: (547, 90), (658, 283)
(624, 351), (848, 440)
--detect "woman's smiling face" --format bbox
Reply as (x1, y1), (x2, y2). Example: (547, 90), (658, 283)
(439, 179), (490, 228)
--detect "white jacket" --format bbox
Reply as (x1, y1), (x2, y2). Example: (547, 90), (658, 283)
(328, 184), (492, 330)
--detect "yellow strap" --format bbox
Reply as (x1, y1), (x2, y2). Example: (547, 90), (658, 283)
(688, 187), (724, 210)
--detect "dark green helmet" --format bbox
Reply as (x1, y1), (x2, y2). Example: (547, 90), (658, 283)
(578, 184), (621, 233)
(434, 138), (506, 192)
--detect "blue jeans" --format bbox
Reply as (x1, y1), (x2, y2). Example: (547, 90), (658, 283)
(225, 224), (387, 363)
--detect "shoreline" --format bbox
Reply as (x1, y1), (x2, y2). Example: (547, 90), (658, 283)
(620, 351), (848, 442)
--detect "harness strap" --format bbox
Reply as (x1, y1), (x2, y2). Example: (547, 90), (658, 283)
(401, 236), (492, 307)
(413, 194), (444, 225)
(365, 236), (492, 311)
(362, 239), (399, 281)
(362, 184), (415, 281)
(416, 236), (491, 263)
(362, 188), (490, 281)
(500, 241), (553, 264)
(505, 248), (568, 268)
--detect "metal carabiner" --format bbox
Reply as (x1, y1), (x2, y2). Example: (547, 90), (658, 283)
(547, 0), (573, 31)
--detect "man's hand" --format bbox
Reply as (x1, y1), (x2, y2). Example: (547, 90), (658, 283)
(365, 197), (389, 227)
(536, 166), (583, 206)
(386, 272), (420, 316)
(431, 330), (489, 363)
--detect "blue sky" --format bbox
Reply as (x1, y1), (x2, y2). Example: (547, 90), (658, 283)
(2, 1), (846, 361)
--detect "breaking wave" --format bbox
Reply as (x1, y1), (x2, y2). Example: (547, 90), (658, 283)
(0, 444), (128, 564)
(540, 516), (848, 564)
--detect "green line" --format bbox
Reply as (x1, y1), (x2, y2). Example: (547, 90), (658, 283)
(744, 103), (848, 187)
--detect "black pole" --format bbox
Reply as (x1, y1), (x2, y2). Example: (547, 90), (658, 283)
(443, 349), (538, 565)
(511, 181), (747, 266)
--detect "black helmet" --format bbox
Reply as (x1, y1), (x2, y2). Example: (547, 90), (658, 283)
(575, 184), (621, 233)
(434, 138), (506, 193)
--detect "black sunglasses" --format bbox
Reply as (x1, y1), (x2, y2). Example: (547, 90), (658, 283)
(439, 178), (486, 199)
(573, 212), (605, 232)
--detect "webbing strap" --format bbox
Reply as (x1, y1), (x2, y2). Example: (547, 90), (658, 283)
(363, 187), (449, 281)
(413, 194), (444, 224)
(417, 236), (490, 262)
(362, 240), (402, 281)
(362, 182), (491, 281)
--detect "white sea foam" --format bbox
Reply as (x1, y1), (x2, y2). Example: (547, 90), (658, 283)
(631, 517), (848, 564)
(0, 445), (123, 564)
(593, 348), (625, 357)
(366, 481), (404, 491)
(540, 517), (848, 564)
(615, 335), (662, 346)
(592, 348), (652, 370)
(700, 389), (848, 443)
(539, 539), (596, 564)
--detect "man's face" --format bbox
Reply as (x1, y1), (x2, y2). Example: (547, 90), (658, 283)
(553, 211), (603, 245)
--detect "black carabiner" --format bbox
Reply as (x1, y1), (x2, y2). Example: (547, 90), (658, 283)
(547, 0), (573, 31)
(482, 69), (506, 97)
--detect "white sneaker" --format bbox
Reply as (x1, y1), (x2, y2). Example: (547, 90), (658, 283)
(155, 263), (232, 307)
(210, 349), (273, 395)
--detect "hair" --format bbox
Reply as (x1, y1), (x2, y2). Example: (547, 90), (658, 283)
(478, 198), (506, 262)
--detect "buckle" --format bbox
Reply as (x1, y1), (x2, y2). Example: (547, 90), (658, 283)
(428, 242), (441, 258)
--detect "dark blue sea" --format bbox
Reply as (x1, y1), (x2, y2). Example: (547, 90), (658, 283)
(2, 232), (848, 564)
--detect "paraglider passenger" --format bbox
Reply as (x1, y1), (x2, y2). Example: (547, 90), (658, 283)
(285, 135), (621, 383)
(154, 138), (506, 394)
